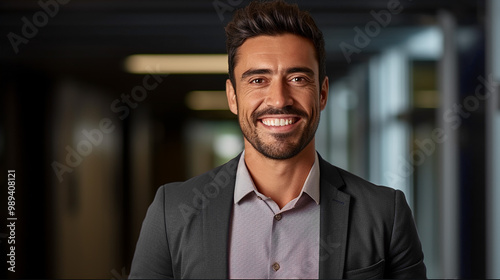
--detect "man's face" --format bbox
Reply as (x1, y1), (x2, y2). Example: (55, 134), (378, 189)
(226, 33), (329, 160)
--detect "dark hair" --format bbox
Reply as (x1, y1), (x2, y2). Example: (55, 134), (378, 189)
(225, 0), (326, 87)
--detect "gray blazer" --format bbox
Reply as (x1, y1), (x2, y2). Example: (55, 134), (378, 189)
(129, 154), (426, 279)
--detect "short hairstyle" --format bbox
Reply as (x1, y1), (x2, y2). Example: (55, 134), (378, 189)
(225, 0), (326, 87)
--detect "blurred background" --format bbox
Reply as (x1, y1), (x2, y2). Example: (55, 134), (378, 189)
(0, 0), (499, 278)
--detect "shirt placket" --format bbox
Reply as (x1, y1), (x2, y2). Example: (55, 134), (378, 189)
(272, 211), (286, 278)
(260, 198), (285, 279)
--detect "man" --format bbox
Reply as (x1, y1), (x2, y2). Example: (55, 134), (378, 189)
(129, 0), (426, 279)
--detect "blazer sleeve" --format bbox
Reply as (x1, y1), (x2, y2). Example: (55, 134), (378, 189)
(387, 190), (427, 278)
(129, 185), (173, 279)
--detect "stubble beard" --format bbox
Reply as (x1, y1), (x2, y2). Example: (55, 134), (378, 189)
(238, 106), (320, 160)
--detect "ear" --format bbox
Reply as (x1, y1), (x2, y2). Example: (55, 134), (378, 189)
(226, 79), (238, 115)
(320, 76), (329, 110)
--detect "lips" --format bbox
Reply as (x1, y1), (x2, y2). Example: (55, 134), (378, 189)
(253, 107), (306, 130)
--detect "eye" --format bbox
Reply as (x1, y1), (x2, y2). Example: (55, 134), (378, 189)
(291, 76), (307, 83)
(250, 78), (264, 84)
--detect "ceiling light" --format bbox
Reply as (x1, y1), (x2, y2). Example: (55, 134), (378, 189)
(124, 54), (228, 74)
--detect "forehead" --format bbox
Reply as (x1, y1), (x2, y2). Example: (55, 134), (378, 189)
(234, 33), (318, 74)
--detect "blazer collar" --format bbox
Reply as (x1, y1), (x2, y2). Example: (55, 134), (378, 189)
(202, 154), (240, 279)
(318, 154), (351, 279)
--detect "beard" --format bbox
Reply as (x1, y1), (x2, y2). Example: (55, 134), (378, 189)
(238, 106), (320, 160)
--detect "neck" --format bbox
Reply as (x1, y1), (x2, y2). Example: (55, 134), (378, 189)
(243, 141), (316, 209)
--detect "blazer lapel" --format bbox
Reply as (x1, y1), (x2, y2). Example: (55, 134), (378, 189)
(202, 155), (239, 279)
(198, 154), (349, 279)
(318, 156), (351, 279)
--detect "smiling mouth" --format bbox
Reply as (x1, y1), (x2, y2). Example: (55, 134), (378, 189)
(260, 117), (298, 127)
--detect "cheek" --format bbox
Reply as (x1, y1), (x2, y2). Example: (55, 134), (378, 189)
(237, 95), (263, 115)
(299, 94), (320, 113)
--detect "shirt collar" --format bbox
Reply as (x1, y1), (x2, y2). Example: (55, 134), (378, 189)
(234, 151), (320, 205)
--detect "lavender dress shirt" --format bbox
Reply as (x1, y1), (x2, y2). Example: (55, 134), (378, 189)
(228, 152), (320, 279)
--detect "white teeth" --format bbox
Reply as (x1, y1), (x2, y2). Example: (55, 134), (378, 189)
(262, 118), (295, 127)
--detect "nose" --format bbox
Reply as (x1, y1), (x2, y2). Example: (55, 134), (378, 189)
(264, 79), (293, 108)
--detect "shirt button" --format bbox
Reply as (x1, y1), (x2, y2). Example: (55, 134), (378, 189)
(272, 262), (280, 271)
(274, 213), (282, 221)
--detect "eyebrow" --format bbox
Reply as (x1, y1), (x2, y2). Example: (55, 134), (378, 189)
(240, 67), (315, 80)
(286, 67), (315, 77)
(241, 68), (272, 80)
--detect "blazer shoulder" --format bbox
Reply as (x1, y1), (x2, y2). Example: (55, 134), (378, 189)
(145, 155), (239, 246)
(339, 167), (394, 192)
(319, 157), (400, 206)
(156, 154), (240, 204)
